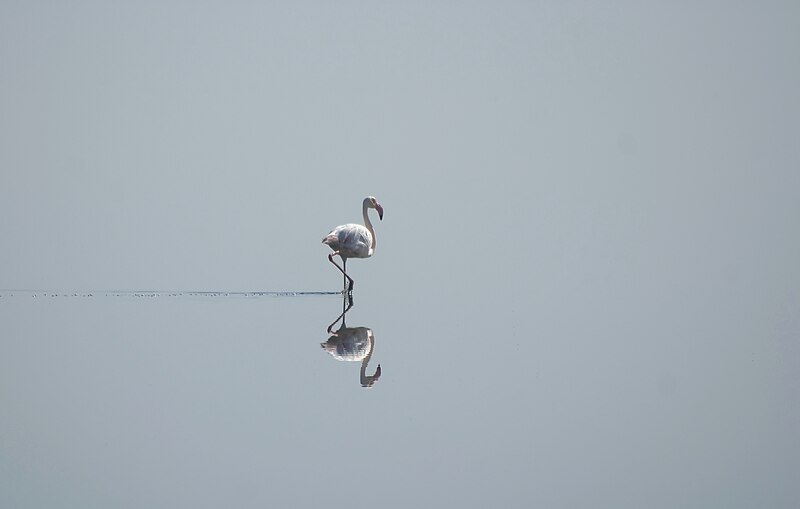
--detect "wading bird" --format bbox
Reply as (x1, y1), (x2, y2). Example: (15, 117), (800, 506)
(322, 196), (384, 293)
(321, 294), (381, 388)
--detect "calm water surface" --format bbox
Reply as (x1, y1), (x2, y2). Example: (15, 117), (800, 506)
(2, 215), (797, 508)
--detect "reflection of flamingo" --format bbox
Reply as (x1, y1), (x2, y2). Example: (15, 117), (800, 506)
(322, 196), (384, 293)
(321, 295), (381, 388)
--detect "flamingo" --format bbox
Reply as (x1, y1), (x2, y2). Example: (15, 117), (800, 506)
(322, 196), (384, 293)
(321, 294), (381, 388)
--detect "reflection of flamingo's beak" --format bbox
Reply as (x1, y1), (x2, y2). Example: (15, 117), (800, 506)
(376, 203), (384, 221)
(374, 364), (382, 379)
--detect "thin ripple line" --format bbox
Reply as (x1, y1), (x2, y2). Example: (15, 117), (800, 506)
(0, 289), (344, 298)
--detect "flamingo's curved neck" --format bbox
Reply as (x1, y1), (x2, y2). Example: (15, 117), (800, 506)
(360, 330), (380, 387)
(362, 199), (377, 251)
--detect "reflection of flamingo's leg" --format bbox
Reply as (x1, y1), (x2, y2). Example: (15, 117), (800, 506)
(328, 252), (354, 293)
(341, 290), (352, 318)
(327, 293), (354, 335)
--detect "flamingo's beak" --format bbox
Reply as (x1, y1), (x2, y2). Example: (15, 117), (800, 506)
(376, 203), (384, 221)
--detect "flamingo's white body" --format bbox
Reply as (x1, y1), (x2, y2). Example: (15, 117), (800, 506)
(321, 326), (381, 388)
(322, 196), (383, 292)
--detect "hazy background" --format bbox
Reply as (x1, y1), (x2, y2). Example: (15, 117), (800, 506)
(1, 2), (798, 508)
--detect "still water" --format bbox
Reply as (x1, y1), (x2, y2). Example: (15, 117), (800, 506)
(1, 212), (797, 508)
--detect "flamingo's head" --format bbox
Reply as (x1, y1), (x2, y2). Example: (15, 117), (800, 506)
(367, 196), (384, 221)
(362, 364), (382, 388)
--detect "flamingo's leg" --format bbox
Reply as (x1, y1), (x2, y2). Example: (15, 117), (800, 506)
(328, 252), (354, 293)
(326, 293), (354, 335)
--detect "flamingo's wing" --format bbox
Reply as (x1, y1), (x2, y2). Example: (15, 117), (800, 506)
(323, 224), (371, 257)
